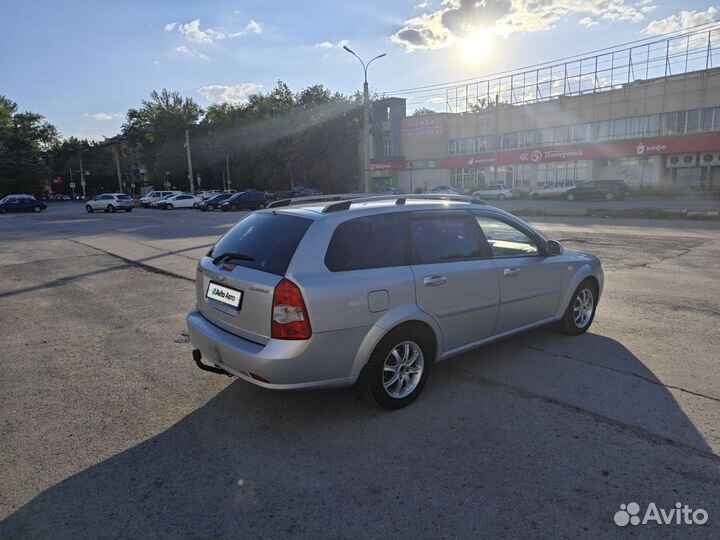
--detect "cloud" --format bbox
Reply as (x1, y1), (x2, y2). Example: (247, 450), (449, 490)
(414, 1), (430, 8)
(229, 19), (263, 37)
(164, 22), (177, 32)
(245, 19), (262, 34)
(173, 45), (210, 61)
(314, 39), (349, 49)
(89, 112), (123, 121)
(177, 19), (226, 44)
(579, 17), (598, 27)
(643, 6), (717, 35)
(197, 83), (264, 104)
(392, 0), (654, 51)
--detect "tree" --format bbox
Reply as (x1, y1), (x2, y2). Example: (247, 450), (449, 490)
(0, 96), (58, 195)
(122, 89), (203, 189)
(411, 107), (437, 116)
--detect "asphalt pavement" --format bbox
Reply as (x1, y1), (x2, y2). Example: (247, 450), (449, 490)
(1, 203), (719, 539)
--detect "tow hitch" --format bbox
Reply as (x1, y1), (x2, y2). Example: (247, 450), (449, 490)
(192, 349), (233, 377)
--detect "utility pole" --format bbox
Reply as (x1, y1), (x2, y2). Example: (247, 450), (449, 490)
(113, 145), (123, 192)
(225, 152), (231, 189)
(185, 128), (195, 195)
(343, 46), (386, 193)
(78, 148), (87, 199)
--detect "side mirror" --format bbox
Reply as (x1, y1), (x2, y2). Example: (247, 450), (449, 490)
(546, 240), (564, 256)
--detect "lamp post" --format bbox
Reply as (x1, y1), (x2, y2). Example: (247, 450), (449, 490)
(343, 46), (386, 193)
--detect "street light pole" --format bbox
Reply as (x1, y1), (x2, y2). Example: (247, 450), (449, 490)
(343, 46), (386, 193)
(185, 128), (195, 195)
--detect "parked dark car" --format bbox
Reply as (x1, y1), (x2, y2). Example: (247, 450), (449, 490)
(565, 180), (628, 201)
(50, 194), (72, 201)
(198, 193), (232, 211)
(0, 194), (47, 213)
(289, 186), (321, 197)
(376, 185), (403, 195)
(220, 191), (268, 211)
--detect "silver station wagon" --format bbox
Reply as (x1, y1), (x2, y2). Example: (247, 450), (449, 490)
(187, 194), (604, 409)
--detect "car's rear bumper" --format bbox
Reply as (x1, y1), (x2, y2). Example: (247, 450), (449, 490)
(187, 310), (362, 389)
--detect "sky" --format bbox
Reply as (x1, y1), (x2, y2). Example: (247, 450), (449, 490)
(1, 0), (717, 140)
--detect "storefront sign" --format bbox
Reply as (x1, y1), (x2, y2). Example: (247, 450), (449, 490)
(370, 134), (720, 172)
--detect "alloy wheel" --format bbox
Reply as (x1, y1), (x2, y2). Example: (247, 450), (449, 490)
(382, 341), (424, 399)
(573, 288), (594, 328)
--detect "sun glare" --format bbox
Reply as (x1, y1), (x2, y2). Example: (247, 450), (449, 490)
(459, 30), (494, 65)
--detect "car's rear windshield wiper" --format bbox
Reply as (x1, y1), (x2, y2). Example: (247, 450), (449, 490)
(212, 252), (256, 265)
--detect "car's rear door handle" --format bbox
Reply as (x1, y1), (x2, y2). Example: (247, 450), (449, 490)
(503, 267), (520, 277)
(423, 275), (447, 287)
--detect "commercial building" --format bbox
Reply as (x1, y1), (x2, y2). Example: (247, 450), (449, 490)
(370, 27), (720, 195)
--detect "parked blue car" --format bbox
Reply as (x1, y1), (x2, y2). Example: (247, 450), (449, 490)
(0, 194), (47, 213)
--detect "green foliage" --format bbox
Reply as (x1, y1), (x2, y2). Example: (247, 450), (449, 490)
(0, 96), (58, 195)
(2, 81), (365, 196)
(411, 107), (437, 116)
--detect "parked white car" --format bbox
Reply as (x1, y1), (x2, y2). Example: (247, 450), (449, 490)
(85, 193), (134, 213)
(529, 181), (576, 199)
(198, 190), (223, 200)
(139, 190), (182, 208)
(473, 185), (517, 200)
(156, 194), (201, 210)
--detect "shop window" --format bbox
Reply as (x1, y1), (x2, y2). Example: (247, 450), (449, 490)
(449, 140), (457, 155)
(627, 117), (643, 138)
(676, 111), (687, 134)
(611, 118), (626, 140)
(663, 112), (677, 135)
(645, 114), (660, 137)
(700, 108), (714, 132)
(713, 107), (720, 130)
(686, 109), (699, 134)
(502, 133), (518, 150)
(597, 120), (612, 141)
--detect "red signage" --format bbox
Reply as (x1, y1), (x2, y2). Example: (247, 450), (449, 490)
(401, 117), (446, 138)
(370, 134), (720, 171)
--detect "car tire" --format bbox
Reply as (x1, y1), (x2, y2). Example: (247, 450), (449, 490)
(531, 193), (540, 200)
(498, 194), (505, 200)
(207, 204), (214, 211)
(566, 193), (575, 201)
(125, 208), (132, 212)
(361, 326), (433, 410)
(166, 204), (174, 210)
(558, 279), (598, 336)
(0, 207), (6, 214)
(605, 192), (615, 201)
(231, 205), (237, 211)
(33, 206), (42, 213)
(258, 203), (266, 209)
(86, 205), (93, 213)
(108, 205), (116, 213)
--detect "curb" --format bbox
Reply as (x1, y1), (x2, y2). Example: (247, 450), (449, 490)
(510, 208), (720, 221)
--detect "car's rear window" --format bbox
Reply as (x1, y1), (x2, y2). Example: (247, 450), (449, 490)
(210, 213), (312, 275)
(325, 213), (407, 272)
(117, 194), (132, 200)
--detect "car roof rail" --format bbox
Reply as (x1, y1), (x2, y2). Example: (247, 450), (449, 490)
(321, 193), (488, 213)
(267, 193), (366, 209)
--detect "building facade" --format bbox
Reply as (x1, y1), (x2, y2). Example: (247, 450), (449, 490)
(370, 68), (720, 195)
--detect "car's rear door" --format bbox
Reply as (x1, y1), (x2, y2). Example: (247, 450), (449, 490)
(473, 211), (562, 334)
(410, 210), (500, 352)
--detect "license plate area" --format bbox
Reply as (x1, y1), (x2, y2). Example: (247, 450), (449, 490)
(206, 282), (243, 309)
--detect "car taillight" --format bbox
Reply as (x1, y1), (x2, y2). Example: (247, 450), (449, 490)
(271, 278), (312, 340)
